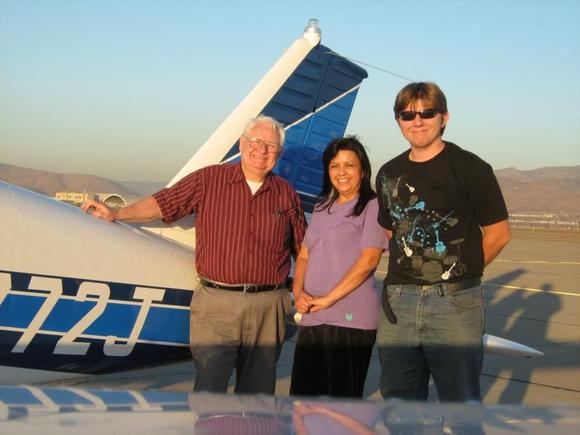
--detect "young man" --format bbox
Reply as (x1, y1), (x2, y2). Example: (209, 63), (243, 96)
(83, 116), (306, 394)
(375, 82), (510, 401)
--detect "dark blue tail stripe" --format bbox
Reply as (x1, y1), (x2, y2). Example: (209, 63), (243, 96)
(218, 44), (367, 213)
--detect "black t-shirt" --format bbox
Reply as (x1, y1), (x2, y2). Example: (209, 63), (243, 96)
(376, 142), (508, 285)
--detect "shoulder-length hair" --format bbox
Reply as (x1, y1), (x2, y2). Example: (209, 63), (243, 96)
(316, 136), (376, 217)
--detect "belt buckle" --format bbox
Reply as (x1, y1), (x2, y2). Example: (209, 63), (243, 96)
(243, 284), (258, 293)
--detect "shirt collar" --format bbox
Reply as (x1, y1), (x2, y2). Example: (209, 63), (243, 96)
(227, 163), (280, 194)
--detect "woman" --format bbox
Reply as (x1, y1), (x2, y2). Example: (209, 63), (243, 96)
(289, 136), (387, 398)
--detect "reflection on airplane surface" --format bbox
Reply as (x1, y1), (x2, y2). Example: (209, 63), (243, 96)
(1, 385), (579, 434)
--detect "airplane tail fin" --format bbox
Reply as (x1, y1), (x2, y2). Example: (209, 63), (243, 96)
(147, 20), (367, 246)
(169, 19), (368, 211)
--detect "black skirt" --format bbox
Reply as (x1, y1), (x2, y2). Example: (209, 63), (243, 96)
(289, 324), (376, 398)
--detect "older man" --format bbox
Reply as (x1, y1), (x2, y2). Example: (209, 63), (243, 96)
(82, 116), (306, 394)
(375, 82), (510, 402)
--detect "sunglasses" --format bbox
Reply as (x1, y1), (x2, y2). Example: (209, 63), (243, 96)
(398, 109), (439, 121)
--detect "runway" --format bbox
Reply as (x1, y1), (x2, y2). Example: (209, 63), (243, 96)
(55, 229), (580, 405)
(476, 229), (580, 405)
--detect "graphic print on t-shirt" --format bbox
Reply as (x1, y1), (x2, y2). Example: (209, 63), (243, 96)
(379, 173), (466, 282)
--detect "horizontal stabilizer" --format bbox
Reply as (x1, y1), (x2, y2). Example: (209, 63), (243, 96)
(484, 333), (544, 358)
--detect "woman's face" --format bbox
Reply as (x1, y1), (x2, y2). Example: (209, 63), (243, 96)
(328, 150), (363, 201)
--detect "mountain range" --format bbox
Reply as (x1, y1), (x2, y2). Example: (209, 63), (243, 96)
(0, 164), (140, 200)
(1, 163), (579, 214)
(495, 166), (580, 214)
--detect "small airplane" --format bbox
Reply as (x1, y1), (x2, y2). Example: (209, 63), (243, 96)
(0, 19), (542, 386)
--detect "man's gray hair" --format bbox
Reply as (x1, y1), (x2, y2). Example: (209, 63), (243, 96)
(242, 116), (286, 147)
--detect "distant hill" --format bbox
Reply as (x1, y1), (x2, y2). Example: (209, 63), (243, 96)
(495, 165), (580, 214)
(2, 163), (580, 215)
(0, 164), (140, 200)
(120, 180), (166, 196)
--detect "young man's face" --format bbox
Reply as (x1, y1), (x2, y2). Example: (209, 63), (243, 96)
(397, 99), (449, 150)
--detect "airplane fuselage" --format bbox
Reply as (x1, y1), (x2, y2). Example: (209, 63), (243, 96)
(0, 181), (196, 383)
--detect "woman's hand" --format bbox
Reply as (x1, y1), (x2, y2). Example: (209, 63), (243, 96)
(295, 291), (314, 314)
(308, 295), (335, 313)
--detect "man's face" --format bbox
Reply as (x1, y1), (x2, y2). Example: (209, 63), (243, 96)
(239, 123), (281, 180)
(397, 99), (449, 150)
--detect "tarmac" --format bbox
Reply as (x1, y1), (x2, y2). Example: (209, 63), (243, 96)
(60, 229), (580, 405)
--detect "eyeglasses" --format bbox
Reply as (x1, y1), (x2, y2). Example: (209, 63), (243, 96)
(398, 109), (439, 121)
(243, 136), (281, 153)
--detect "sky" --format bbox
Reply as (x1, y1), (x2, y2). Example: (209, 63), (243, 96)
(1, 0), (579, 183)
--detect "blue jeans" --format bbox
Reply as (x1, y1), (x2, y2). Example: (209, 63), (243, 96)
(377, 283), (484, 402)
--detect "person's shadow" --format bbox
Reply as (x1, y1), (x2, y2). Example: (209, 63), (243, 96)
(482, 275), (561, 403)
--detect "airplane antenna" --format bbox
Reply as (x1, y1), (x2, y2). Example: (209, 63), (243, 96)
(324, 50), (414, 82)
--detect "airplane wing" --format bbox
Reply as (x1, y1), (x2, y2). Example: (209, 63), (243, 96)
(2, 384), (577, 435)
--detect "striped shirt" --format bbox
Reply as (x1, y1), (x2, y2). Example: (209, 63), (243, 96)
(153, 163), (306, 285)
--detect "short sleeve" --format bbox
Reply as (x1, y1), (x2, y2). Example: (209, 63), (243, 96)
(375, 169), (393, 230)
(288, 189), (307, 256)
(302, 209), (319, 251)
(152, 169), (205, 224)
(466, 162), (509, 226)
(360, 199), (389, 250)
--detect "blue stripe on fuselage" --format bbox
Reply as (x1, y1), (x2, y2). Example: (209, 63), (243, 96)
(1, 290), (191, 345)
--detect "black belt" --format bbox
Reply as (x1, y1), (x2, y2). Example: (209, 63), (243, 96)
(382, 277), (482, 325)
(434, 277), (481, 295)
(200, 278), (283, 293)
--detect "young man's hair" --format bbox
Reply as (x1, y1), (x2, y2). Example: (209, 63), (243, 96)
(394, 82), (448, 135)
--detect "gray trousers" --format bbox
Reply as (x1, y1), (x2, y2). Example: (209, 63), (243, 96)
(189, 284), (291, 394)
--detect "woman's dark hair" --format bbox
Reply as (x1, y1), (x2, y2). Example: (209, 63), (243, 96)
(316, 136), (376, 217)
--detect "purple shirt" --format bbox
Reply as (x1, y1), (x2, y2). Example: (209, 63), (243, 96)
(301, 198), (387, 330)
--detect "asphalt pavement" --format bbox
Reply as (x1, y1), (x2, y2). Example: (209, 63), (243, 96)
(59, 229), (580, 405)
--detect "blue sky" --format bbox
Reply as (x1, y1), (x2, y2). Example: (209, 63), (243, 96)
(1, 0), (579, 183)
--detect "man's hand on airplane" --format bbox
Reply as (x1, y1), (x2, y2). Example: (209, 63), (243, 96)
(81, 200), (117, 221)
(82, 196), (162, 223)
